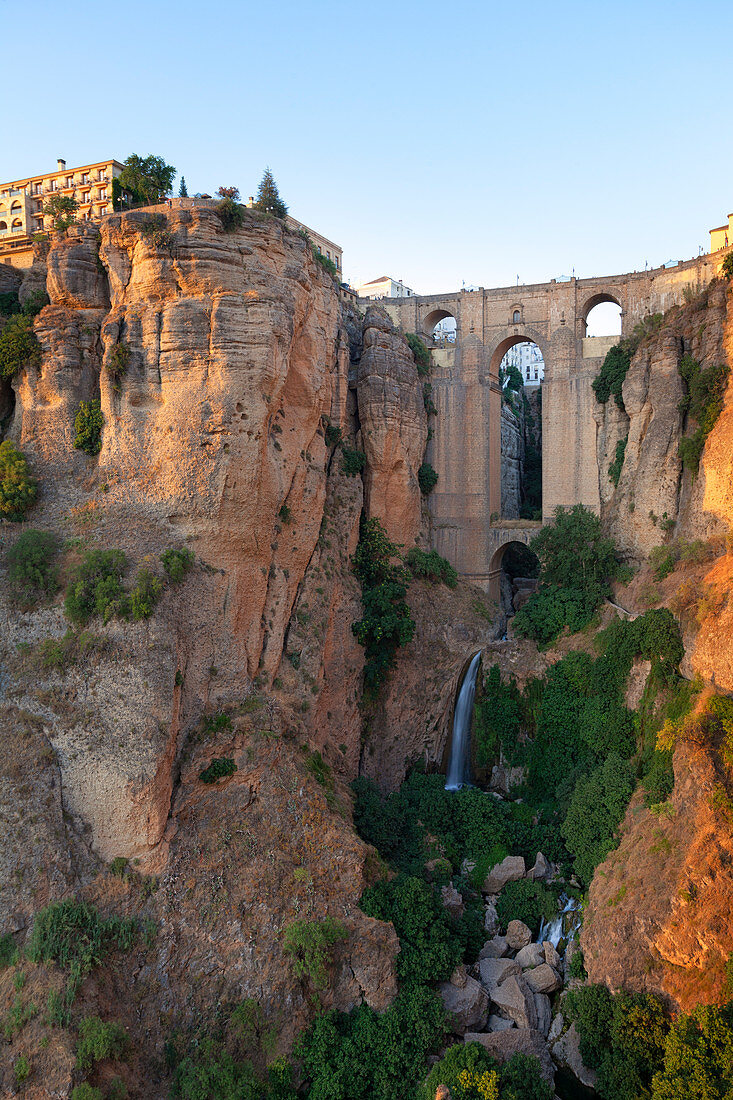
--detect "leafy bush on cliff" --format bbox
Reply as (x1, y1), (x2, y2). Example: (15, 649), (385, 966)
(495, 879), (558, 937)
(593, 340), (636, 407)
(161, 546), (195, 583)
(64, 549), (127, 624)
(0, 314), (40, 379)
(74, 398), (104, 455)
(473, 664), (522, 768)
(296, 984), (447, 1100)
(418, 461), (438, 495)
(118, 153), (176, 205)
(561, 752), (636, 884)
(76, 1015), (128, 1072)
(609, 436), (627, 486)
(340, 445), (366, 475)
(0, 440), (38, 519)
(6, 529), (59, 606)
(314, 249), (339, 279)
(405, 547), (457, 588)
(129, 567), (163, 619)
(421, 1044), (553, 1100)
(513, 584), (601, 648)
(351, 517), (415, 697)
(406, 333), (431, 376)
(677, 353), (729, 475)
(171, 1041), (295, 1100)
(282, 917), (347, 990)
(651, 1002), (733, 1099)
(360, 874), (463, 985)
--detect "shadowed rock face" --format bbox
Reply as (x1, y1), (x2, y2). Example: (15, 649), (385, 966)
(357, 306), (427, 547)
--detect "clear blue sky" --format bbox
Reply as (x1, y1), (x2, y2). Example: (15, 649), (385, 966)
(4, 0), (731, 294)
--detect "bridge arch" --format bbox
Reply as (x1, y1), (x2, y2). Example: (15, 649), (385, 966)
(581, 291), (623, 337)
(422, 307), (458, 342)
(489, 329), (547, 377)
(487, 531), (541, 604)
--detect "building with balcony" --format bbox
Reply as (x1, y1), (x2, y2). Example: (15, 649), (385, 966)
(0, 158), (124, 268)
(710, 213), (733, 253)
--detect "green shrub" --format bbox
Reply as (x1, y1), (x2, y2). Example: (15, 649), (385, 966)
(593, 340), (635, 408)
(6, 529), (59, 606)
(71, 1086), (104, 1100)
(199, 757), (237, 784)
(609, 436), (627, 486)
(296, 984), (447, 1100)
(649, 543), (678, 581)
(569, 949), (586, 980)
(141, 215), (174, 249)
(107, 341), (130, 391)
(0, 440), (38, 519)
(513, 584), (601, 648)
(14, 1054), (31, 1084)
(282, 916), (348, 989)
(324, 423), (342, 448)
(0, 290), (20, 317)
(418, 462), (438, 495)
(0, 933), (16, 968)
(340, 446), (366, 476)
(128, 567), (162, 619)
(406, 333), (431, 376)
(64, 549), (127, 623)
(74, 398), (104, 455)
(419, 1042), (500, 1100)
(651, 1002), (733, 1099)
(642, 750), (675, 806)
(0, 313), (40, 378)
(423, 381), (437, 415)
(352, 517), (415, 698)
(495, 879), (558, 937)
(722, 253), (733, 280)
(314, 249), (339, 279)
(216, 195), (246, 231)
(360, 874), (463, 985)
(473, 665), (522, 768)
(76, 1015), (128, 1071)
(405, 547), (457, 588)
(161, 546), (195, 583)
(561, 753), (635, 884)
(677, 354), (729, 476)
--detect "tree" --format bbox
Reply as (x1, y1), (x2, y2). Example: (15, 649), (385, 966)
(216, 186), (240, 201)
(118, 154), (176, 206)
(0, 440), (38, 519)
(178, 176), (188, 198)
(530, 504), (619, 594)
(253, 168), (288, 218)
(42, 193), (78, 230)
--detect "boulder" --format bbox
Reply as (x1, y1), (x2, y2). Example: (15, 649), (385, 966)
(505, 920), (532, 951)
(524, 963), (562, 994)
(479, 935), (509, 959)
(464, 1029), (555, 1087)
(441, 883), (465, 917)
(548, 1013), (564, 1044)
(552, 1023), (598, 1089)
(478, 957), (520, 989)
(435, 1087), (452, 1100)
(529, 851), (552, 881)
(449, 964), (467, 989)
(515, 943), (545, 969)
(489, 975), (538, 1030)
(488, 1014), (515, 1031)
(489, 763), (525, 797)
(482, 855), (525, 895)
(543, 941), (561, 969)
(439, 973), (489, 1035)
(534, 993), (552, 1037)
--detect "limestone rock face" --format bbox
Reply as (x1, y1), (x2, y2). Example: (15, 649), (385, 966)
(357, 306), (427, 546)
(500, 403), (523, 519)
(46, 224), (110, 310)
(439, 973), (490, 1034)
(551, 1023), (597, 1088)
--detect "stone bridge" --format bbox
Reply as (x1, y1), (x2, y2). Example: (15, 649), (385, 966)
(366, 250), (728, 592)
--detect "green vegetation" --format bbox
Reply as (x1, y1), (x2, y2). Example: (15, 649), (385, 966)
(513, 504), (621, 647)
(593, 315), (664, 410)
(129, 567), (163, 619)
(107, 341), (131, 392)
(0, 440), (38, 519)
(677, 352), (729, 475)
(199, 757), (237, 784)
(179, 177), (188, 198)
(27, 898), (136, 1007)
(500, 362), (524, 408)
(71, 1086), (103, 1100)
(14, 1054), (31, 1085)
(324, 422), (342, 448)
(495, 879), (558, 937)
(418, 461), (438, 495)
(141, 215), (174, 250)
(64, 549), (127, 623)
(561, 752), (636, 883)
(6, 529), (59, 606)
(472, 664), (522, 769)
(42, 192), (79, 230)
(216, 186), (246, 231)
(0, 313), (41, 378)
(76, 1015), (128, 1071)
(30, 629), (106, 671)
(406, 333), (431, 376)
(351, 517), (415, 698)
(405, 547), (457, 588)
(314, 249), (339, 279)
(253, 168), (288, 219)
(651, 1002), (733, 1099)
(161, 546), (195, 583)
(0, 933), (16, 968)
(282, 917), (348, 990)
(74, 398), (104, 455)
(421, 1044), (553, 1100)
(609, 436), (627, 486)
(340, 445), (366, 475)
(296, 984), (446, 1100)
(118, 153), (176, 205)
(722, 253), (733, 280)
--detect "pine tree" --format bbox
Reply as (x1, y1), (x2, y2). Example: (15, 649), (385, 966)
(254, 168), (288, 219)
(178, 176), (188, 198)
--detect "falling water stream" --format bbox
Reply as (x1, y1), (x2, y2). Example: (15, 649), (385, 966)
(444, 652), (481, 791)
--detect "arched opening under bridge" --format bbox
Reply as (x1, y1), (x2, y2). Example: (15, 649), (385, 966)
(495, 336), (543, 521)
(489, 539), (540, 617)
(583, 293), (622, 337)
(423, 308), (457, 346)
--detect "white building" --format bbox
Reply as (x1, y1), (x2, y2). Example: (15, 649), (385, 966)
(356, 275), (416, 299)
(501, 341), (544, 386)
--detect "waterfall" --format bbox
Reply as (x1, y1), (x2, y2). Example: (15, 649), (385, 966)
(445, 652), (482, 791)
(538, 894), (581, 951)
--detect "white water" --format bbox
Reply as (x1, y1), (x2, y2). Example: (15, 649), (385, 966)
(538, 894), (581, 951)
(445, 652), (481, 791)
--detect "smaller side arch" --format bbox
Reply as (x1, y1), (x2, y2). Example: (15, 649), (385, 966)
(581, 291), (623, 337)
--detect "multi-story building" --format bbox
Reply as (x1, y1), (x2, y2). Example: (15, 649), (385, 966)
(0, 158), (124, 268)
(710, 213), (733, 253)
(356, 275), (416, 299)
(501, 340), (545, 386)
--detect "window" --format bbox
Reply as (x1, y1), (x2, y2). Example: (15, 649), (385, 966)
(98, 189), (107, 200)
(81, 173), (89, 184)
(82, 192), (90, 204)
(513, 309), (521, 323)
(66, 176), (73, 188)
(34, 183), (42, 195)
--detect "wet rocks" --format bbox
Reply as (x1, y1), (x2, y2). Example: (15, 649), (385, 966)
(482, 855), (525, 895)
